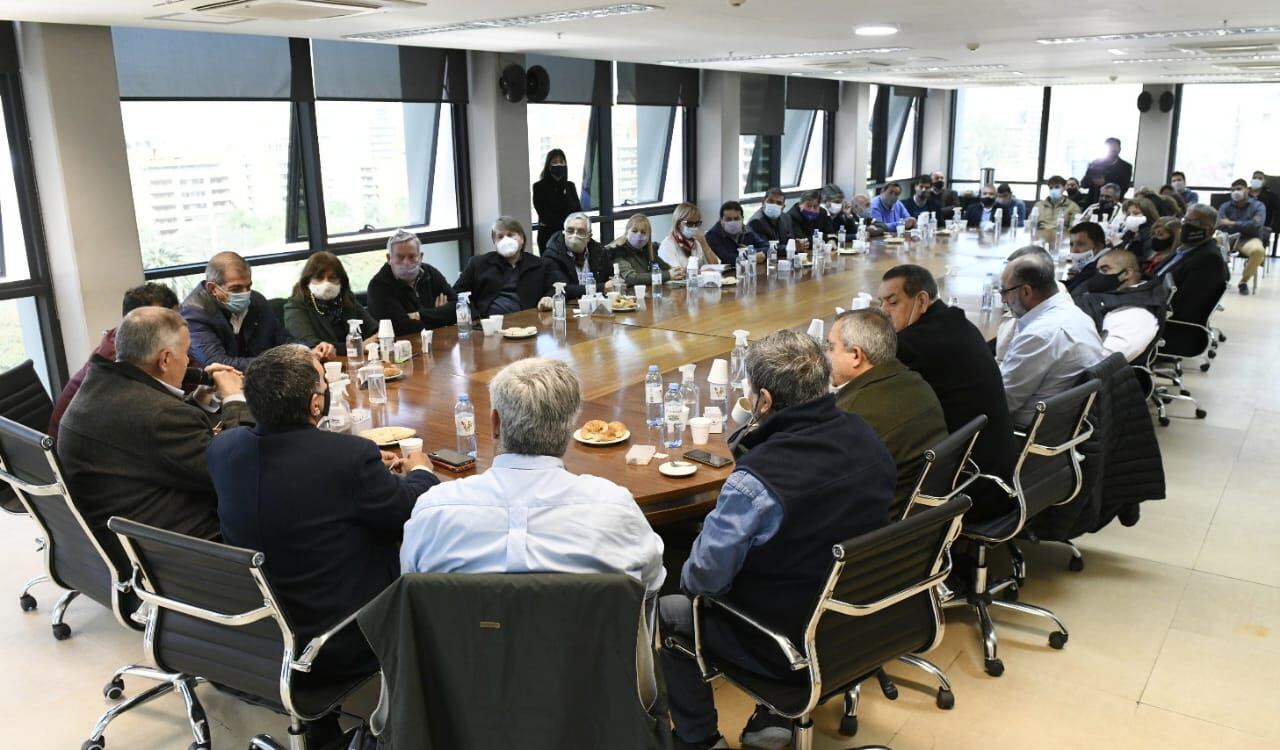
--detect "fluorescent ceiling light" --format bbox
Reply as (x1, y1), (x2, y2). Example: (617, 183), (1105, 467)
(1112, 53), (1280, 64)
(660, 47), (910, 65)
(854, 24), (899, 37)
(1038, 25), (1280, 45)
(1107, 48), (1127, 55)
(345, 3), (659, 39)
(1158, 73), (1280, 80)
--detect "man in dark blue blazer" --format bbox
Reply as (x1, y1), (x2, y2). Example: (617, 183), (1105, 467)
(209, 343), (437, 739)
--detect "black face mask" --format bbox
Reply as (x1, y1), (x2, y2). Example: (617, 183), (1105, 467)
(1087, 271), (1124, 294)
(932, 180), (945, 191)
(550, 164), (567, 180)
(980, 196), (996, 207)
(1151, 236), (1173, 252)
(1182, 224), (1209, 245)
(1099, 200), (1115, 213)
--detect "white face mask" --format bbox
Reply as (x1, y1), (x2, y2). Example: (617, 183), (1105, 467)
(1124, 215), (1147, 231)
(564, 233), (589, 252)
(495, 235), (521, 258)
(1070, 250), (1094, 271)
(1170, 180), (1185, 191)
(309, 280), (341, 301)
(828, 202), (844, 215)
(1251, 178), (1264, 190)
(763, 203), (783, 219)
(1231, 190), (1246, 203)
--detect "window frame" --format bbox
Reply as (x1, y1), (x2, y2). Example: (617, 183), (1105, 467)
(740, 108), (833, 199)
(870, 86), (923, 186)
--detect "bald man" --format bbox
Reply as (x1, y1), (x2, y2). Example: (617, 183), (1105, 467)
(1072, 249), (1166, 363)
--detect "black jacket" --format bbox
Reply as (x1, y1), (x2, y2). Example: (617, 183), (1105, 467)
(747, 206), (795, 244)
(365, 262), (458, 335)
(542, 230), (613, 299)
(1156, 240), (1229, 322)
(896, 302), (1017, 521)
(1118, 222), (1153, 258)
(181, 285), (292, 370)
(1082, 156), (1133, 204)
(786, 203), (832, 239)
(1074, 276), (1170, 338)
(965, 201), (1014, 229)
(283, 291), (377, 348)
(532, 177), (582, 252)
(1029, 353), (1165, 541)
(211, 423), (438, 681)
(453, 251), (555, 318)
(56, 356), (252, 572)
(904, 193), (942, 217)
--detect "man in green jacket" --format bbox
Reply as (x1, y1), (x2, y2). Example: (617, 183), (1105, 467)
(826, 309), (948, 518)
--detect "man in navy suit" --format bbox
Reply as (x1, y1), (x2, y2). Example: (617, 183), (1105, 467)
(209, 344), (437, 743)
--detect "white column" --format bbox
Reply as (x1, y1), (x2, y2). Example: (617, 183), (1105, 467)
(467, 51), (531, 255)
(834, 81), (871, 196)
(695, 69), (741, 212)
(1133, 84), (1176, 190)
(19, 23), (144, 360)
(920, 88), (953, 178)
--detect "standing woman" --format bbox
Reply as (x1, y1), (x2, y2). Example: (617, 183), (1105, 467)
(658, 202), (714, 271)
(283, 252), (378, 349)
(532, 148), (582, 253)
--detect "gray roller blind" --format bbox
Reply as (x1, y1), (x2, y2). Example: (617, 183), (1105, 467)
(112, 27), (291, 99)
(312, 40), (467, 102)
(740, 73), (786, 136)
(786, 77), (839, 111)
(524, 54), (609, 105)
(616, 63), (699, 107)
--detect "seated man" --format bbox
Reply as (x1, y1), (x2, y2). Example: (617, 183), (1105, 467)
(1217, 178), (1267, 295)
(1156, 204), (1230, 350)
(871, 182), (916, 233)
(903, 176), (942, 217)
(878, 265), (1016, 521)
(1081, 182), (1124, 233)
(964, 184), (1011, 230)
(57, 307), (250, 571)
(401, 357), (665, 599)
(820, 183), (858, 234)
(931, 171), (960, 210)
(1033, 175), (1082, 243)
(1063, 221), (1109, 295)
(747, 188), (795, 245)
(996, 183), (1027, 226)
(827, 309), (947, 512)
(1064, 176), (1088, 210)
(182, 251), (332, 369)
(211, 344), (437, 743)
(996, 245), (1072, 362)
(1072, 249), (1164, 363)
(705, 200), (769, 266)
(1250, 170), (1279, 230)
(365, 229), (458, 334)
(50, 282), (181, 441)
(660, 331), (893, 750)
(999, 253), (1107, 425)
(784, 189), (831, 247)
(1170, 170), (1198, 206)
(543, 211), (616, 299)
(850, 193), (888, 237)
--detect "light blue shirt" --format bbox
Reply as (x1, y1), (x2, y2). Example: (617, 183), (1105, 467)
(400, 453), (667, 597)
(681, 470), (783, 597)
(871, 196), (912, 231)
(1000, 292), (1106, 425)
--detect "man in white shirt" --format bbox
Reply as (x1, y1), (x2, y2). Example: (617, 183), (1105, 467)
(400, 357), (666, 598)
(1072, 249), (1163, 363)
(999, 253), (1107, 425)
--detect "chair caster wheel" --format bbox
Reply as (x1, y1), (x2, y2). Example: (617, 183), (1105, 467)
(1207, 349), (1217, 359)
(103, 678), (125, 701)
(82, 739), (105, 750)
(876, 670), (898, 700)
(984, 658), (1004, 677)
(1200, 363), (1211, 372)
(1158, 416), (1170, 427)
(19, 594), (36, 612)
(1002, 585), (1019, 602)
(52, 623), (71, 640)
(1068, 556), (1084, 572)
(1179, 389), (1191, 397)
(1049, 631), (1068, 649)
(1195, 409), (1207, 419)
(838, 715), (858, 737)
(936, 688), (955, 710)
(188, 743), (210, 750)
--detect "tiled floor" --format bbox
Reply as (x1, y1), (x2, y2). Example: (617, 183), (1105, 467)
(3, 272), (1279, 748)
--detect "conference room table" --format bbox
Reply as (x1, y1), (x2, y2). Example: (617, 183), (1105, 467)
(344, 228), (1023, 525)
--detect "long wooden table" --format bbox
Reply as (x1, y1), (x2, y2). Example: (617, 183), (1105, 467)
(344, 230), (1019, 524)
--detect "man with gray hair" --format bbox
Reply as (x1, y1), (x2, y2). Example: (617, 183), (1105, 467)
(826, 309), (947, 513)
(1154, 203), (1229, 352)
(1000, 252), (1106, 424)
(365, 229), (458, 335)
(57, 307), (251, 571)
(542, 211), (614, 300)
(400, 358), (665, 597)
(661, 330), (893, 750)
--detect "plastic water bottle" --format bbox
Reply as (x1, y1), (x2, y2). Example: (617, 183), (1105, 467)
(663, 383), (685, 449)
(730, 330), (750, 393)
(610, 263), (625, 294)
(1013, 205), (1021, 230)
(455, 292), (472, 340)
(686, 255), (699, 289)
(981, 273), (995, 312)
(583, 271), (597, 298)
(767, 241), (778, 269)
(345, 320), (363, 366)
(645, 365), (663, 426)
(856, 222), (868, 247)
(552, 281), (567, 321)
(454, 394), (477, 458)
(993, 208), (1004, 240)
(651, 263), (663, 297)
(837, 225), (847, 249)
(679, 365), (701, 423)
(324, 379), (350, 433)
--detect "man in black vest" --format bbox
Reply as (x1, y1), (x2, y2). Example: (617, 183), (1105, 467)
(1072, 249), (1167, 363)
(660, 330), (894, 750)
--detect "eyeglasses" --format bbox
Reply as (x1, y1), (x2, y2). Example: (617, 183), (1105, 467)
(683, 220), (703, 228)
(563, 228), (590, 238)
(998, 283), (1026, 296)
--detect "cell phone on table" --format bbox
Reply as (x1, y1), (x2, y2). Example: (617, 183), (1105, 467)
(428, 448), (476, 473)
(683, 450), (733, 469)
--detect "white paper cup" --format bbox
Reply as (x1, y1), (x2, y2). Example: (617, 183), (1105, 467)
(708, 358), (730, 385)
(323, 361), (343, 381)
(480, 317), (501, 336)
(377, 319), (395, 339)
(731, 397), (753, 426)
(688, 417), (712, 446)
(633, 284), (646, 299)
(796, 252), (809, 265)
(398, 437), (423, 455)
(807, 319), (825, 340)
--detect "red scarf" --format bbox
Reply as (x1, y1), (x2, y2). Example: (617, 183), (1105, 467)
(670, 228), (695, 257)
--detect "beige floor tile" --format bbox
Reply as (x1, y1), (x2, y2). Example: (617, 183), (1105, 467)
(1194, 519), (1280, 588)
(1085, 502), (1212, 569)
(1171, 571), (1280, 650)
(1126, 705), (1274, 750)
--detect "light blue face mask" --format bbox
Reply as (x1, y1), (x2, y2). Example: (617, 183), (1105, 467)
(681, 225), (697, 240)
(763, 203), (783, 219)
(1049, 188), (1063, 201)
(222, 290), (252, 314)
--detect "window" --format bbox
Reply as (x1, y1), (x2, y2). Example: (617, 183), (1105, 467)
(0, 297), (48, 379)
(316, 101), (458, 236)
(611, 105), (684, 208)
(1174, 83), (1280, 188)
(527, 103), (596, 213)
(867, 84), (878, 184)
(1043, 84), (1141, 185)
(122, 101), (298, 270)
(739, 109), (827, 197)
(0, 103), (29, 285)
(886, 93), (918, 181)
(951, 86), (1044, 183)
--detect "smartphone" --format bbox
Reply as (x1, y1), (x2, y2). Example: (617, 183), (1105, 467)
(683, 450), (733, 469)
(428, 448), (476, 472)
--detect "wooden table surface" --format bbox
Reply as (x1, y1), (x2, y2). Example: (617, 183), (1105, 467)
(344, 230), (1023, 524)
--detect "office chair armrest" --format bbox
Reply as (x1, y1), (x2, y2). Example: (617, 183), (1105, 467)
(0, 467), (61, 497)
(1029, 419), (1094, 457)
(823, 558), (953, 619)
(128, 567), (274, 627)
(291, 606), (365, 673)
(974, 472), (1016, 498)
(693, 595), (808, 672)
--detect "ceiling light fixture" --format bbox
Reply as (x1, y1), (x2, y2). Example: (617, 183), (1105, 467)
(1037, 25), (1280, 45)
(345, 2), (660, 40)
(1111, 53), (1280, 64)
(660, 47), (910, 65)
(854, 23), (899, 37)
(1158, 72), (1280, 81)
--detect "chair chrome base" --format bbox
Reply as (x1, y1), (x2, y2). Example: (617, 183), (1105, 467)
(943, 545), (1069, 677)
(18, 573), (46, 611)
(85, 667), (209, 750)
(51, 589), (80, 640)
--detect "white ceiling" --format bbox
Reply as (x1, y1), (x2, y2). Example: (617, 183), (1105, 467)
(3, 0), (1280, 87)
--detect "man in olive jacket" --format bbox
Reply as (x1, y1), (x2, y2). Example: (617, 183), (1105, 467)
(826, 309), (948, 517)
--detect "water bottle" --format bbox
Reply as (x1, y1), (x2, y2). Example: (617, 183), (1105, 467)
(856, 222), (868, 247)
(663, 384), (685, 449)
(686, 254), (699, 289)
(736, 247), (749, 279)
(455, 292), (472, 340)
(324, 379), (350, 433)
(583, 271), (597, 298)
(345, 320), (363, 366)
(651, 263), (663, 297)
(454, 394), (477, 458)
(730, 329), (750, 393)
(678, 365), (701, 423)
(993, 208), (1004, 240)
(645, 365), (663, 426)
(1013, 205), (1021, 230)
(981, 272), (995, 312)
(552, 281), (567, 322)
(837, 225), (847, 249)
(786, 238), (796, 262)
(611, 263), (625, 294)
(1055, 213), (1067, 250)
(767, 241), (778, 269)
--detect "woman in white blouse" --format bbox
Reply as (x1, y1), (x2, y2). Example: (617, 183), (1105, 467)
(658, 202), (714, 271)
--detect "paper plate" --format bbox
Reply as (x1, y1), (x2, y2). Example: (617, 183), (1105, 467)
(573, 428), (631, 446)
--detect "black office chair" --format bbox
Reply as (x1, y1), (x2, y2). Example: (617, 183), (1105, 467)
(0, 360), (55, 609)
(943, 380), (1100, 677)
(664, 497), (971, 750)
(1158, 279), (1227, 379)
(0, 416), (141, 640)
(1136, 285), (1207, 425)
(97, 517), (375, 750)
(269, 297), (288, 329)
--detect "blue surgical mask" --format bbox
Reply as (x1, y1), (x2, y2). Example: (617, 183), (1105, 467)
(628, 231), (648, 249)
(680, 225), (697, 240)
(223, 290), (251, 314)
(1049, 188), (1063, 201)
(723, 220), (744, 235)
(881, 194), (898, 208)
(763, 203), (783, 219)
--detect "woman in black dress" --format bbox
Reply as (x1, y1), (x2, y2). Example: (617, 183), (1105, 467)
(532, 148), (582, 253)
